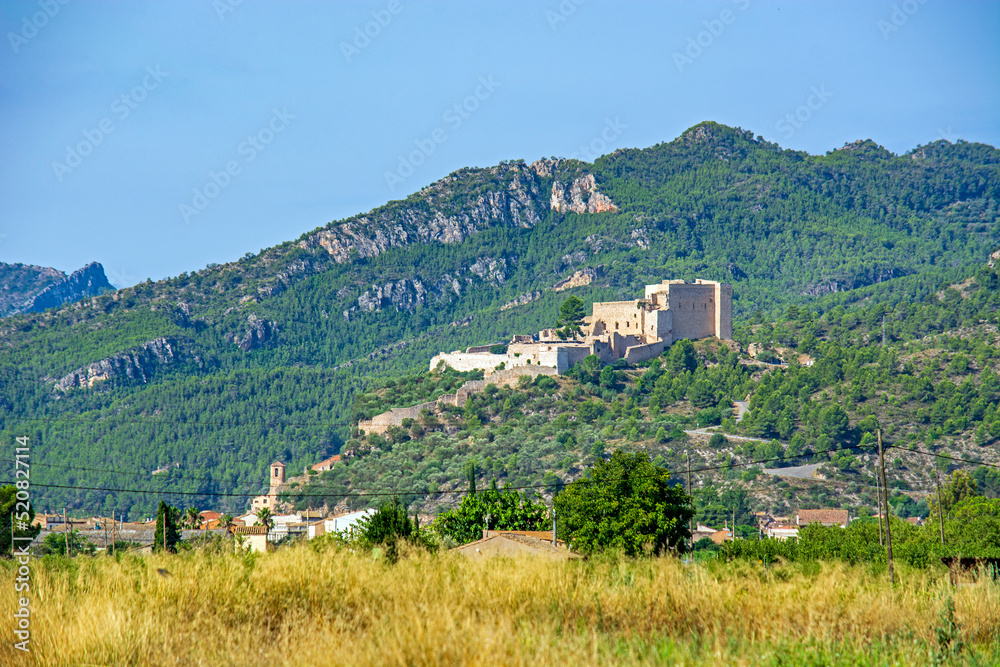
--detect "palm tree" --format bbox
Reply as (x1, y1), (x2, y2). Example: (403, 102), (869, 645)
(184, 506), (201, 530)
(219, 513), (234, 534)
(255, 507), (274, 531)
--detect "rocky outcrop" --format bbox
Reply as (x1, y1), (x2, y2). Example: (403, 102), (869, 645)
(2, 262), (113, 316)
(358, 279), (429, 314)
(0, 263), (64, 317)
(353, 256), (511, 316)
(800, 267), (910, 297)
(302, 163), (548, 265)
(227, 313), (277, 351)
(550, 174), (617, 214)
(989, 249), (1000, 269)
(552, 266), (602, 292)
(500, 291), (541, 311)
(630, 229), (650, 250)
(22, 262), (114, 313)
(56, 337), (186, 391)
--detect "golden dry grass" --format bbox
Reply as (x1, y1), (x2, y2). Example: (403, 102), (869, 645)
(2, 543), (998, 666)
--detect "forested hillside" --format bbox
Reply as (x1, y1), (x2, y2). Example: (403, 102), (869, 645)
(291, 259), (1000, 530)
(1, 122), (997, 519)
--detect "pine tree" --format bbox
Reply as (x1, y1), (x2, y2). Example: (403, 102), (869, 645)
(154, 501), (181, 553)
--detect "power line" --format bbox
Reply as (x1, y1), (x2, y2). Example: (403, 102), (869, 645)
(9, 435), (995, 506)
(0, 441), (889, 502)
(0, 459), (258, 487)
(1, 414), (355, 428)
(887, 444), (1000, 469)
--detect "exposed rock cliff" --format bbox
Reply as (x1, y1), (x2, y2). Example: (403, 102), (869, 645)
(301, 163), (550, 265)
(552, 266), (602, 292)
(56, 337), (188, 391)
(2, 262), (113, 317)
(20, 262), (114, 314)
(550, 173), (617, 214)
(0, 262), (64, 316)
(500, 291), (541, 311)
(227, 313), (278, 351)
(800, 267), (910, 297)
(297, 161), (615, 268)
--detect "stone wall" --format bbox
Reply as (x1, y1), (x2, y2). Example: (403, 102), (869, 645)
(667, 284), (717, 341)
(429, 351), (507, 373)
(714, 282), (733, 340)
(623, 339), (666, 364)
(591, 300), (647, 337)
(359, 365), (558, 435)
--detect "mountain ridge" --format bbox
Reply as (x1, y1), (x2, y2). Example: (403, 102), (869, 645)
(1, 120), (998, 519)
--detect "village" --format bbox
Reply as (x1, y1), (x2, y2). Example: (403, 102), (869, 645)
(26, 279), (918, 557)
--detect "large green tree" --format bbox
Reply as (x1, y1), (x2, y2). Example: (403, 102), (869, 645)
(356, 497), (415, 545)
(556, 296), (586, 340)
(436, 480), (549, 545)
(929, 470), (980, 520)
(554, 450), (693, 556)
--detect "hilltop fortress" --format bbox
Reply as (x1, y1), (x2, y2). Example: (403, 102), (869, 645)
(431, 279), (732, 375)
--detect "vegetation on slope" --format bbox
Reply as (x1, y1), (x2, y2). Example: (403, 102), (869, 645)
(1, 124), (998, 519)
(290, 261), (1000, 535)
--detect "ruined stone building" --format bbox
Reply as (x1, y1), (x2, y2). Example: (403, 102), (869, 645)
(430, 279), (732, 375)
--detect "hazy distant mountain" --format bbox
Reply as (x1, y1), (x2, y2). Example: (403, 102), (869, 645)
(0, 261), (114, 317)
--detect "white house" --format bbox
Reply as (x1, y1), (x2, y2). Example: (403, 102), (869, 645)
(307, 508), (376, 540)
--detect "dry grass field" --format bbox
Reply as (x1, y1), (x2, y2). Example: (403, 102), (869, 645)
(2, 543), (999, 666)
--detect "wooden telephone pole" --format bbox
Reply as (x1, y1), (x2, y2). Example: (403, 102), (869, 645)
(875, 459), (883, 546)
(686, 450), (693, 559)
(935, 470), (946, 546)
(877, 430), (894, 584)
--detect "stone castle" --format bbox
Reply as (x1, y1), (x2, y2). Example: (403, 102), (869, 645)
(430, 279), (732, 375)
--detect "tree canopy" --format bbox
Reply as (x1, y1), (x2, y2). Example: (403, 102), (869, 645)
(436, 479), (549, 545)
(554, 450), (693, 556)
(556, 296), (586, 340)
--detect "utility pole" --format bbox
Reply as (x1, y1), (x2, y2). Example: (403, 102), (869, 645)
(935, 470), (946, 546)
(552, 509), (557, 547)
(112, 510), (116, 557)
(877, 430), (894, 584)
(63, 508), (69, 556)
(686, 450), (693, 558)
(875, 457), (883, 546)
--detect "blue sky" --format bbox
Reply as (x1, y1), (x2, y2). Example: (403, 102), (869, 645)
(1, 0), (998, 287)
